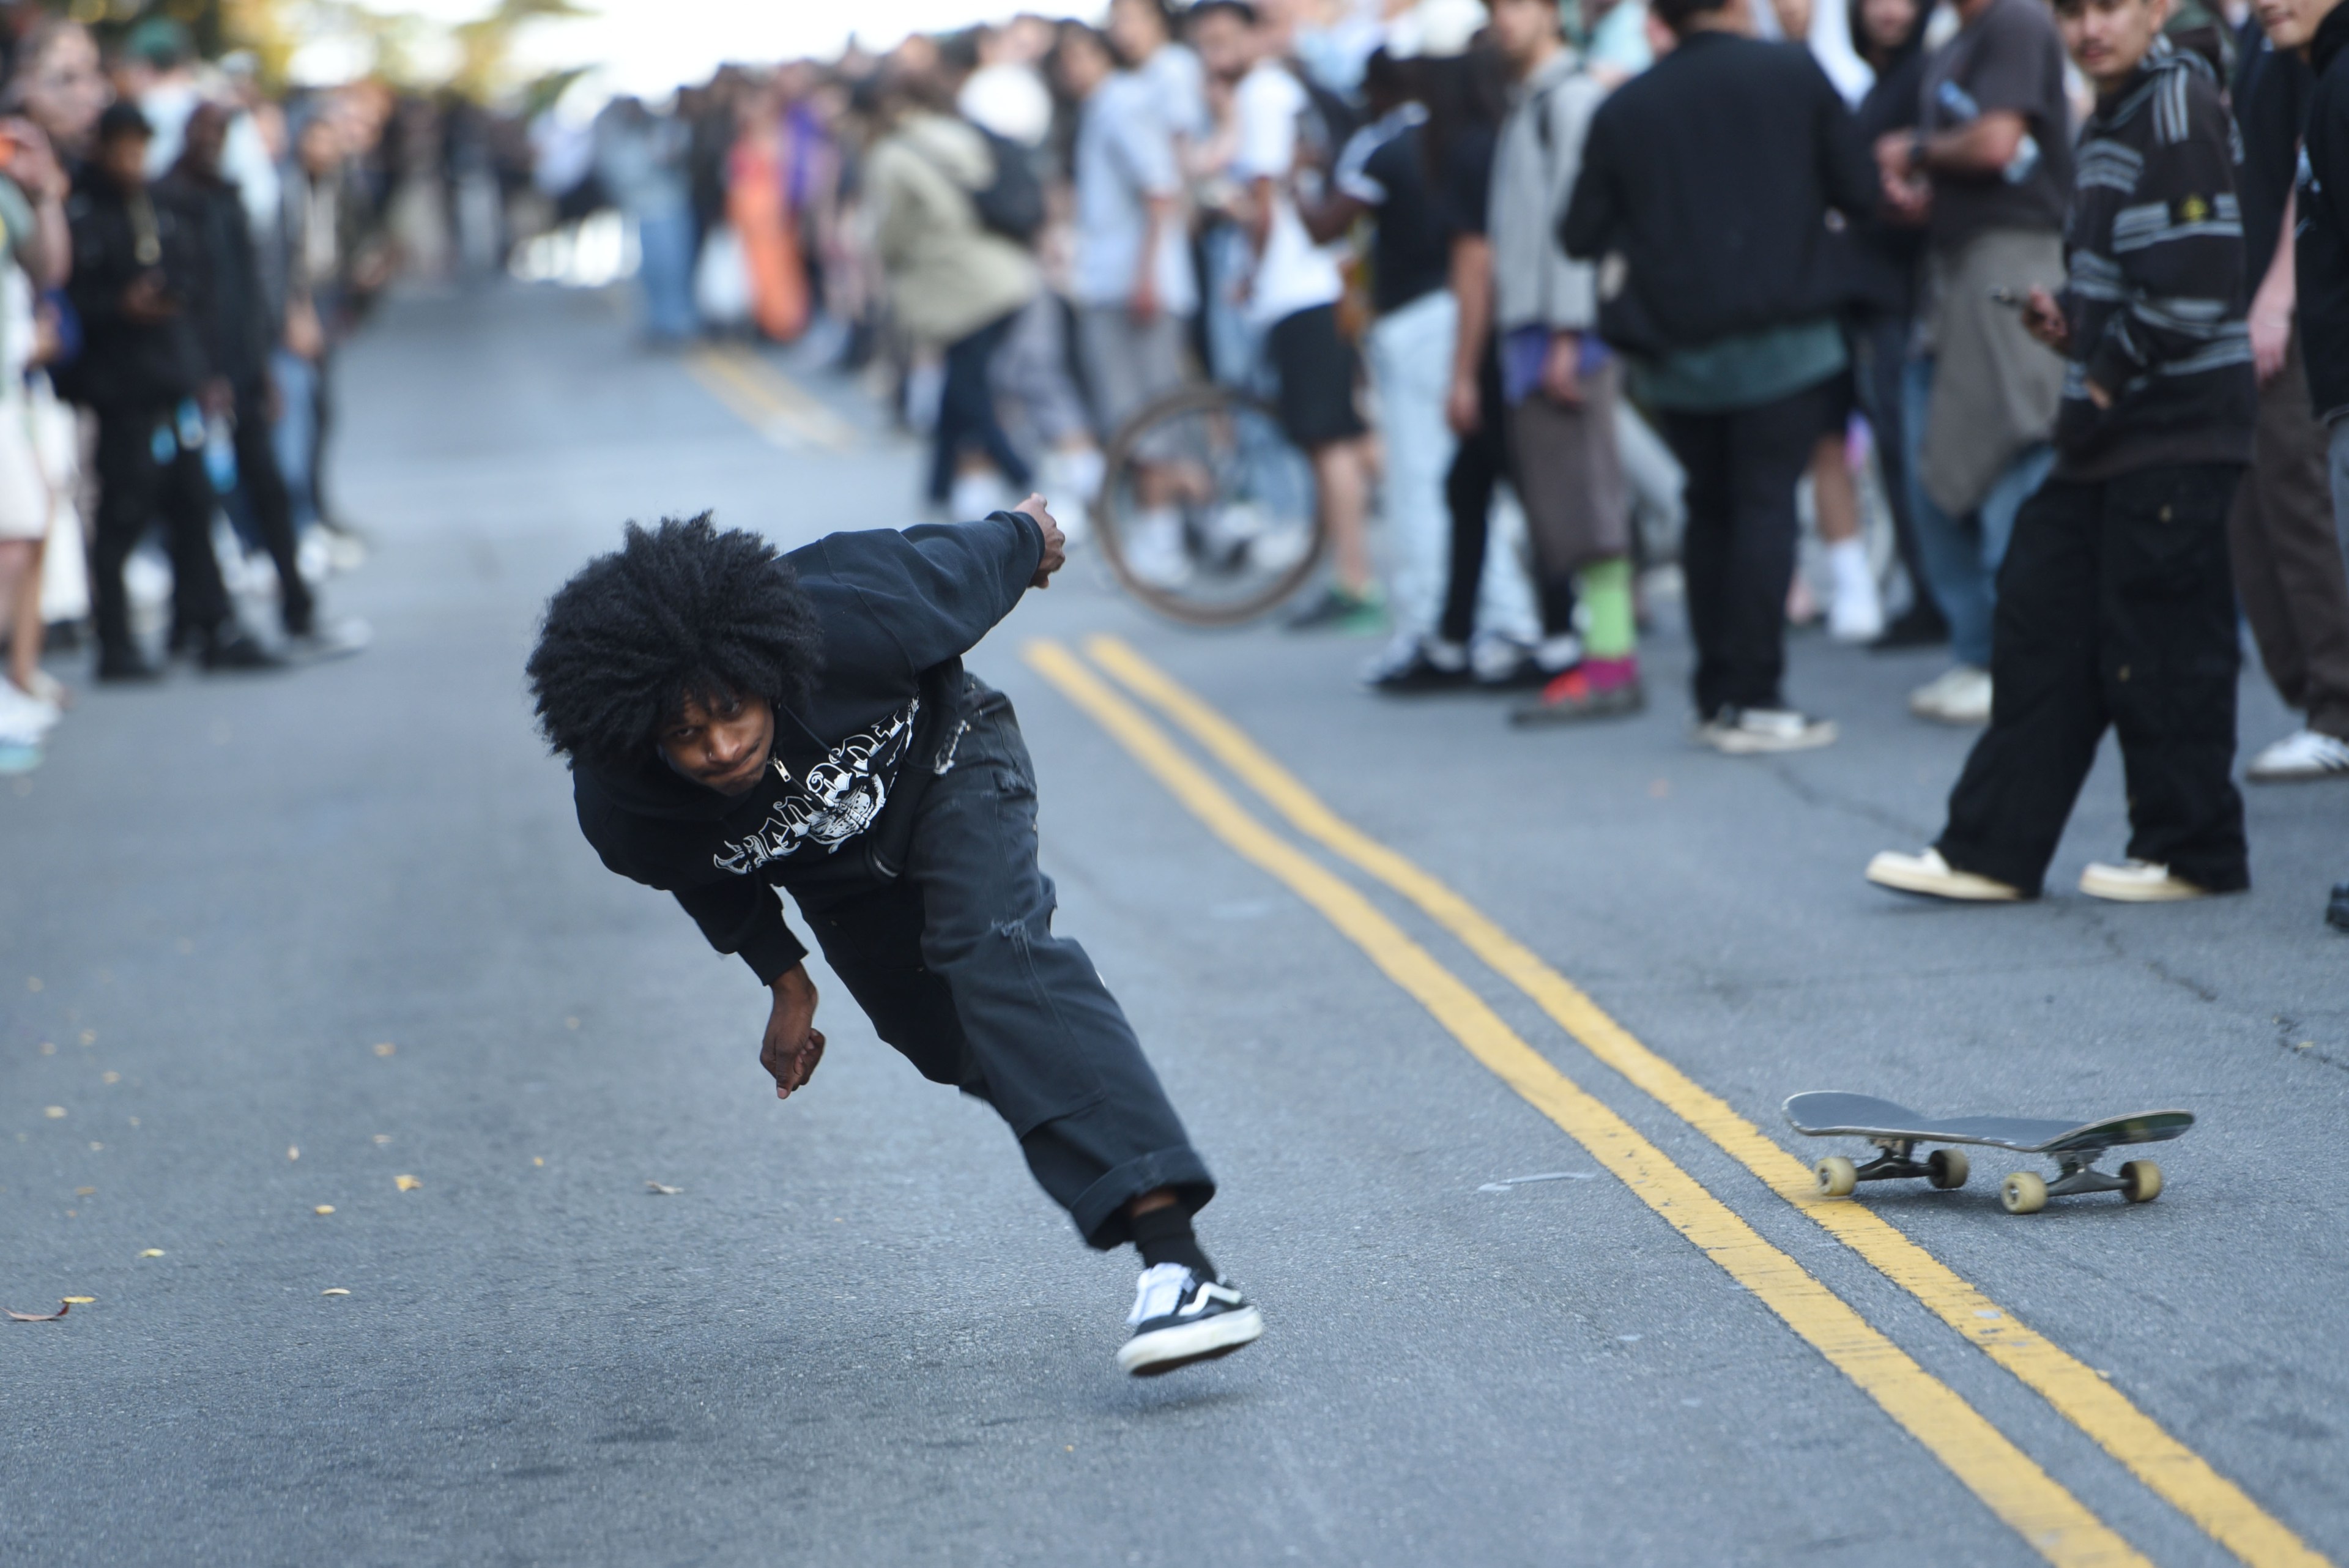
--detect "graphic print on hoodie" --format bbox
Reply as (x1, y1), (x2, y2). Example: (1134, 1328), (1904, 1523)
(570, 509), (1046, 983)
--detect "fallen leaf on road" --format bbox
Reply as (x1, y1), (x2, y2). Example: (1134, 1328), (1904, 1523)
(395, 1175), (421, 1191)
(6, 1301), (71, 1321)
(373, 1134), (392, 1145)
(78, 1030), (95, 1046)
(646, 1181), (682, 1195)
(43, 1106), (64, 1119)
(74, 1186), (93, 1197)
(532, 1157), (544, 1167)
(314, 1205), (336, 1215)
(61, 1296), (94, 1304)
(321, 1288), (350, 1296)
(288, 1145), (300, 1161)
(373, 1042), (396, 1057)
(139, 1249), (164, 1258)
(101, 1071), (119, 1084)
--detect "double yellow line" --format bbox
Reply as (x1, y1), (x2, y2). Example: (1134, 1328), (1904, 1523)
(685, 344), (859, 452)
(1026, 633), (2328, 1568)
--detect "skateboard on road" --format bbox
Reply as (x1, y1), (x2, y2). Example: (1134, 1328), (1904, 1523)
(1784, 1092), (2193, 1214)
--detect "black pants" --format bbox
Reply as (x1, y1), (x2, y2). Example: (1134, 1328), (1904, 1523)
(1660, 376), (1841, 717)
(927, 311), (1033, 506)
(1937, 464), (2249, 894)
(1438, 344), (1576, 645)
(232, 382), (314, 637)
(798, 691), (1212, 1249)
(89, 401), (233, 661)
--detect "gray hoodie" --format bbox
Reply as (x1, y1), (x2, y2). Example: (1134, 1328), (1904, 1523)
(1490, 49), (1603, 335)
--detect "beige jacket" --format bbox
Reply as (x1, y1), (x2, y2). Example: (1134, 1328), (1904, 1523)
(866, 114), (1039, 347)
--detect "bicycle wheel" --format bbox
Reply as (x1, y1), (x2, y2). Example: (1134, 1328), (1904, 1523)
(1091, 383), (1326, 626)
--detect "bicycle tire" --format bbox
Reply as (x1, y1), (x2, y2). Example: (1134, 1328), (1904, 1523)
(1092, 382), (1328, 627)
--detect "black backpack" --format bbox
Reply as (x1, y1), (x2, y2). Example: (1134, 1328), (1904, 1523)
(963, 124), (1046, 244)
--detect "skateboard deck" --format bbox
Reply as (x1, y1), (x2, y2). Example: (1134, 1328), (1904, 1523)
(1784, 1092), (2192, 1154)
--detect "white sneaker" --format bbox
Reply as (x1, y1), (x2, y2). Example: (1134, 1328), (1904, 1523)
(1866, 847), (2024, 902)
(0, 679), (61, 741)
(1825, 538), (1885, 643)
(2246, 728), (2349, 783)
(1909, 664), (1992, 725)
(288, 615), (373, 662)
(1694, 706), (1838, 754)
(1117, 1263), (1263, 1377)
(2079, 860), (2214, 902)
(1121, 506), (1192, 589)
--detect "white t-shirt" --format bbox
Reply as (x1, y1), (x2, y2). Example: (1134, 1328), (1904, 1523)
(1230, 62), (1345, 328)
(958, 63), (1054, 149)
(1072, 72), (1199, 315)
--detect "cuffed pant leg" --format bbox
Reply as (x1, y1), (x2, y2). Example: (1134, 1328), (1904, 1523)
(2102, 466), (2250, 891)
(907, 698), (1213, 1248)
(1937, 477), (2105, 893)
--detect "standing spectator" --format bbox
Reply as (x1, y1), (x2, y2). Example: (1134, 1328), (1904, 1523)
(1868, 9), (2255, 904)
(595, 97), (697, 346)
(2264, 0), (2349, 926)
(1190, 0), (1380, 633)
(1486, 0), (1641, 723)
(1057, 23), (1197, 584)
(2231, 3), (2349, 779)
(280, 102), (387, 562)
(162, 102), (366, 660)
(864, 73), (1040, 516)
(1562, 0), (1877, 752)
(0, 112), (68, 756)
(1876, 0), (2073, 725)
(1112, 0), (1211, 149)
(1299, 49), (1462, 678)
(1842, 0), (1950, 651)
(61, 103), (272, 678)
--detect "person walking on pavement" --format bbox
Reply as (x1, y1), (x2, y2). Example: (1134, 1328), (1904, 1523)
(2227, 28), (2349, 782)
(1485, 0), (1643, 724)
(528, 499), (1263, 1377)
(1875, 0), (2073, 726)
(161, 102), (367, 663)
(2257, 0), (2349, 926)
(1868, 7), (2256, 905)
(61, 102), (273, 681)
(863, 73), (1041, 518)
(1562, 0), (1877, 752)
(1190, 0), (1382, 633)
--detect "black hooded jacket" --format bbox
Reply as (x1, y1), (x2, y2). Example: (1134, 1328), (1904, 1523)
(571, 511), (1046, 985)
(2298, 0), (2349, 422)
(58, 169), (210, 409)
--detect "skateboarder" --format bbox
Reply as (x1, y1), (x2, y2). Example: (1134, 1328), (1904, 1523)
(525, 498), (1262, 1376)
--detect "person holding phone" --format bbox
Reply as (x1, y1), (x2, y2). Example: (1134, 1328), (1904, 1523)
(1868, 0), (2256, 905)
(59, 102), (273, 680)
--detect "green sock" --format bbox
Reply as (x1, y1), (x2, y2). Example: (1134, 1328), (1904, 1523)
(1577, 557), (1636, 661)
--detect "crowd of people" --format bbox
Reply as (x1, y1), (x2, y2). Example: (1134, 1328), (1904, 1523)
(575, 0), (2342, 923)
(0, 13), (422, 773)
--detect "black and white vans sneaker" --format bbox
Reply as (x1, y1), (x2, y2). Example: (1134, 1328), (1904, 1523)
(1116, 1263), (1263, 1377)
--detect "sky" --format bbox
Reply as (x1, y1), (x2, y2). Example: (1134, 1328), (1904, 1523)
(511, 0), (1097, 100)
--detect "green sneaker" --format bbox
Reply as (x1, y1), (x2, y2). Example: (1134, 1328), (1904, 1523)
(1285, 584), (1386, 634)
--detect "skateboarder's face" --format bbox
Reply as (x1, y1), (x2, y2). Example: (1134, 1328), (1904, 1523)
(661, 691), (775, 798)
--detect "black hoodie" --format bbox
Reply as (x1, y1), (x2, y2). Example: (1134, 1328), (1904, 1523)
(571, 510), (1045, 984)
(2299, 0), (2349, 422)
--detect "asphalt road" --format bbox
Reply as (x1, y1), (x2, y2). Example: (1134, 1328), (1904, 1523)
(4, 284), (2345, 1568)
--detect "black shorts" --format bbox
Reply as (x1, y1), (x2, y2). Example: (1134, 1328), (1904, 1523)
(1266, 303), (1367, 448)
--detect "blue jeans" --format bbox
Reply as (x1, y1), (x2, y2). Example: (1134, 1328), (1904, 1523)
(1904, 355), (2054, 670)
(634, 210), (697, 343)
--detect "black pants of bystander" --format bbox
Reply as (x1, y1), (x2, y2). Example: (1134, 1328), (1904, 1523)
(1937, 464), (2249, 895)
(1659, 376), (1841, 717)
(927, 311), (1033, 507)
(89, 401), (234, 663)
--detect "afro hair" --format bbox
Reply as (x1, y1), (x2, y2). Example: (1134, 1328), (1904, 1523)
(527, 515), (823, 768)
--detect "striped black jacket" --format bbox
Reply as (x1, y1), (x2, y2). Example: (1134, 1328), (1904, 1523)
(2055, 44), (2256, 478)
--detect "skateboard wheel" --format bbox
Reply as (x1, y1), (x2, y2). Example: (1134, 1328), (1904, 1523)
(2120, 1159), (2162, 1203)
(1928, 1148), (1970, 1190)
(2001, 1172), (2048, 1214)
(1815, 1156), (1858, 1198)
